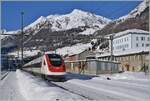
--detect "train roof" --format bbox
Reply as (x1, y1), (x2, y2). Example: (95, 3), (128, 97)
(23, 53), (61, 67)
(23, 56), (42, 67)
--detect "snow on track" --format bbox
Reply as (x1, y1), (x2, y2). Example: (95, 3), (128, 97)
(92, 77), (150, 88)
(67, 79), (149, 101)
(91, 79), (150, 94)
(12, 70), (150, 101)
(16, 70), (89, 101)
(52, 72), (150, 101)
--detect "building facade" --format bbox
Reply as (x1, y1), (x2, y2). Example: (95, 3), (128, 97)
(98, 29), (150, 72)
(112, 29), (150, 52)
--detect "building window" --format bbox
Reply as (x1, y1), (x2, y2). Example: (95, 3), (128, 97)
(146, 44), (149, 47)
(141, 37), (145, 41)
(136, 37), (138, 41)
(136, 43), (138, 47)
(142, 43), (144, 47)
(148, 37), (150, 41)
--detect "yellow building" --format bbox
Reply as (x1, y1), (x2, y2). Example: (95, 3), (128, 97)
(97, 51), (149, 72)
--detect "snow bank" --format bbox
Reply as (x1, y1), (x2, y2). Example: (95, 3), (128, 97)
(16, 70), (87, 101)
(93, 71), (150, 81)
(111, 71), (149, 80)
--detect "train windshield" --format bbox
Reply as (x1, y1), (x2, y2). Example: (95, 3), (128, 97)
(48, 54), (62, 67)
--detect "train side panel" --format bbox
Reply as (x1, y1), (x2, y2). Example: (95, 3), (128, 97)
(22, 54), (66, 76)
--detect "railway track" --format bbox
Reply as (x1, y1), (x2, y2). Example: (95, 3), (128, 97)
(46, 80), (93, 100)
(44, 74), (150, 101)
(1, 71), (9, 80)
(21, 71), (150, 101)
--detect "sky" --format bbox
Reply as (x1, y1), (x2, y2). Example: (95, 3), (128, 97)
(1, 1), (142, 31)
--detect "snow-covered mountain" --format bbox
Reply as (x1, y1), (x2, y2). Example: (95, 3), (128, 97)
(1, 9), (111, 50)
(96, 0), (149, 36)
(117, 0), (149, 21)
(24, 9), (111, 32)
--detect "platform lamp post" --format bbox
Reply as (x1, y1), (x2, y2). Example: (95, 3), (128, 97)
(21, 12), (24, 68)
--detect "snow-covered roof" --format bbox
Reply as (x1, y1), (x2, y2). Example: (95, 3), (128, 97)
(8, 50), (41, 59)
(114, 29), (149, 38)
(56, 43), (91, 56)
(96, 47), (149, 57)
(105, 29), (149, 39)
(24, 56), (42, 66)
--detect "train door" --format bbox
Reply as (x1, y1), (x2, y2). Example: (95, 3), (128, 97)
(41, 56), (47, 74)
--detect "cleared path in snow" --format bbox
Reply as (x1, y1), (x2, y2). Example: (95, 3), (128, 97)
(0, 71), (25, 101)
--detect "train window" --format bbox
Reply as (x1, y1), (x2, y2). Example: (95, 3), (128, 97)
(48, 54), (62, 67)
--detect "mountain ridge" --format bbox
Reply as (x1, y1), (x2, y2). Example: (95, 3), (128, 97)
(95, 0), (149, 36)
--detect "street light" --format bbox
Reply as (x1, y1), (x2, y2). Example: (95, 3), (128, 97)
(21, 12), (24, 68)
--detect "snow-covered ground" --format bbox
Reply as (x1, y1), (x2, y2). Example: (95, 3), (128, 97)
(54, 72), (150, 101)
(16, 70), (88, 101)
(0, 71), (25, 101)
(1, 70), (150, 101)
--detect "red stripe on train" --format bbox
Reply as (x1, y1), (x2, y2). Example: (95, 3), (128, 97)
(45, 54), (65, 72)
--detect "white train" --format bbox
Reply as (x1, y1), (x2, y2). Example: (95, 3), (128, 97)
(22, 53), (66, 80)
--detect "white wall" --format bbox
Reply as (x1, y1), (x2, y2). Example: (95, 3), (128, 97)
(113, 34), (131, 52)
(131, 34), (150, 50)
(113, 33), (150, 53)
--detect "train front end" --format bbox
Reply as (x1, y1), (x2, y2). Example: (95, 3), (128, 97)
(43, 53), (66, 78)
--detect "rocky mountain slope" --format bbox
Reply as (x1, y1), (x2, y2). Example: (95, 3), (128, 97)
(96, 0), (149, 36)
(1, 9), (111, 51)
(2, 0), (149, 53)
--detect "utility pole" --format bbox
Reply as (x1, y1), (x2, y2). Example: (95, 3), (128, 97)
(110, 35), (114, 62)
(21, 12), (24, 68)
(110, 35), (114, 74)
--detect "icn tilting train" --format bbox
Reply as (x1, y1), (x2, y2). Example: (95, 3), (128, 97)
(22, 52), (66, 81)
